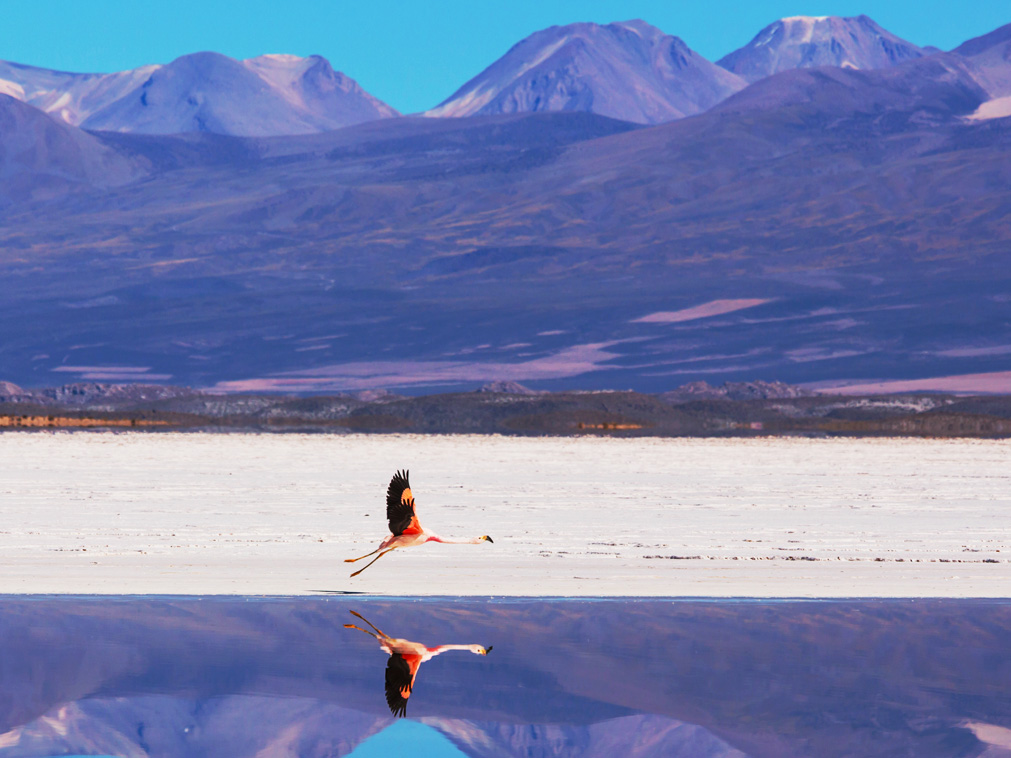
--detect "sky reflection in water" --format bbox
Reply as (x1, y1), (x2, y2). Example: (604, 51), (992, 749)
(0, 598), (1008, 757)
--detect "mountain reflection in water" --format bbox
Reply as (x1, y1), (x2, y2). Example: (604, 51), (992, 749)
(0, 598), (1008, 757)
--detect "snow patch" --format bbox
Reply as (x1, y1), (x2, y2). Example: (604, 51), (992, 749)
(426, 85), (500, 117)
(966, 95), (1011, 121)
(964, 722), (1011, 750)
(0, 78), (25, 99)
(514, 35), (570, 80)
(782, 16), (823, 44)
(247, 53), (303, 63)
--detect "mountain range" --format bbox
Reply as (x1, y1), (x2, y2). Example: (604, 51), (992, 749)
(1, 15), (991, 133)
(0, 52), (398, 136)
(2, 17), (1011, 393)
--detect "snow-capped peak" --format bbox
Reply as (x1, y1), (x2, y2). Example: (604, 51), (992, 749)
(780, 16), (830, 43)
(0, 52), (397, 136)
(718, 15), (926, 82)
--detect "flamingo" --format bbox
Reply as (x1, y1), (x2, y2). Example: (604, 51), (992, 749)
(344, 610), (491, 717)
(345, 470), (493, 577)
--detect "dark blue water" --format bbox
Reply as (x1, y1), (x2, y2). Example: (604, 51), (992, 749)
(0, 598), (1008, 757)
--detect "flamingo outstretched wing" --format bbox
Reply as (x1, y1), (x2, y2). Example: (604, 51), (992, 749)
(385, 653), (420, 717)
(387, 469), (422, 535)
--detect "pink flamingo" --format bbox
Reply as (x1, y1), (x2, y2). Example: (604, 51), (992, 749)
(345, 470), (493, 577)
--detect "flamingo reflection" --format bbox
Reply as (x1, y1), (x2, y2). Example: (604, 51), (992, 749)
(344, 610), (491, 717)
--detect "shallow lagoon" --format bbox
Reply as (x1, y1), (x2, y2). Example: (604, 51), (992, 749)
(0, 597), (1009, 757)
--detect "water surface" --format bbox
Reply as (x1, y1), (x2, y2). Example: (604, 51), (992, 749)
(0, 597), (1008, 757)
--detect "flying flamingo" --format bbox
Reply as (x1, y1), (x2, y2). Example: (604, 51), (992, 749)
(345, 470), (493, 577)
(344, 610), (491, 717)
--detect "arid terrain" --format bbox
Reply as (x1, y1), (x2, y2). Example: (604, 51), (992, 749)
(2, 380), (1011, 437)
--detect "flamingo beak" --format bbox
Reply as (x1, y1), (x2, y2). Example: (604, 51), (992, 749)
(483, 535), (494, 543)
(483, 646), (493, 655)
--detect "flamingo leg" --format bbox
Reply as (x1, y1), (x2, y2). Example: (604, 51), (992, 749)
(350, 548), (395, 577)
(349, 610), (388, 638)
(343, 623), (382, 641)
(345, 546), (383, 563)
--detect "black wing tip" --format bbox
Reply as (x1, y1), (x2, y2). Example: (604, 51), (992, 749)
(386, 470), (411, 499)
(387, 698), (407, 718)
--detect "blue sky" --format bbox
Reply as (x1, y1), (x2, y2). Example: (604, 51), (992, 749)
(2, 1), (1007, 113)
(347, 720), (467, 758)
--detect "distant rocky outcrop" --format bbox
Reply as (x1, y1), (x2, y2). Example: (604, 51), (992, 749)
(3, 383), (1011, 437)
(3, 382), (198, 409)
(0, 380), (25, 398)
(351, 389), (400, 402)
(662, 380), (813, 403)
(475, 381), (543, 395)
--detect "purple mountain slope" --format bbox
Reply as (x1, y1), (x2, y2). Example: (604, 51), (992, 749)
(432, 715), (747, 758)
(718, 15), (927, 82)
(711, 53), (986, 121)
(0, 95), (142, 202)
(0, 52), (398, 137)
(0, 29), (1009, 393)
(952, 22), (1011, 121)
(426, 20), (746, 124)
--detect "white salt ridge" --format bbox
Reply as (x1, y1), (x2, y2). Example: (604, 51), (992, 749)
(0, 434), (1007, 597)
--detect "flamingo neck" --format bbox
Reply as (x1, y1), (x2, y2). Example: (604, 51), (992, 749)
(428, 534), (483, 545)
(427, 644), (485, 657)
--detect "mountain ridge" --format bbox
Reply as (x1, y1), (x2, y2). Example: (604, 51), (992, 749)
(0, 51), (398, 136)
(425, 19), (746, 123)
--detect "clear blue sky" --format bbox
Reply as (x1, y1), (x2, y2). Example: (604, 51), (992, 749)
(347, 720), (467, 758)
(2, 1), (1007, 113)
